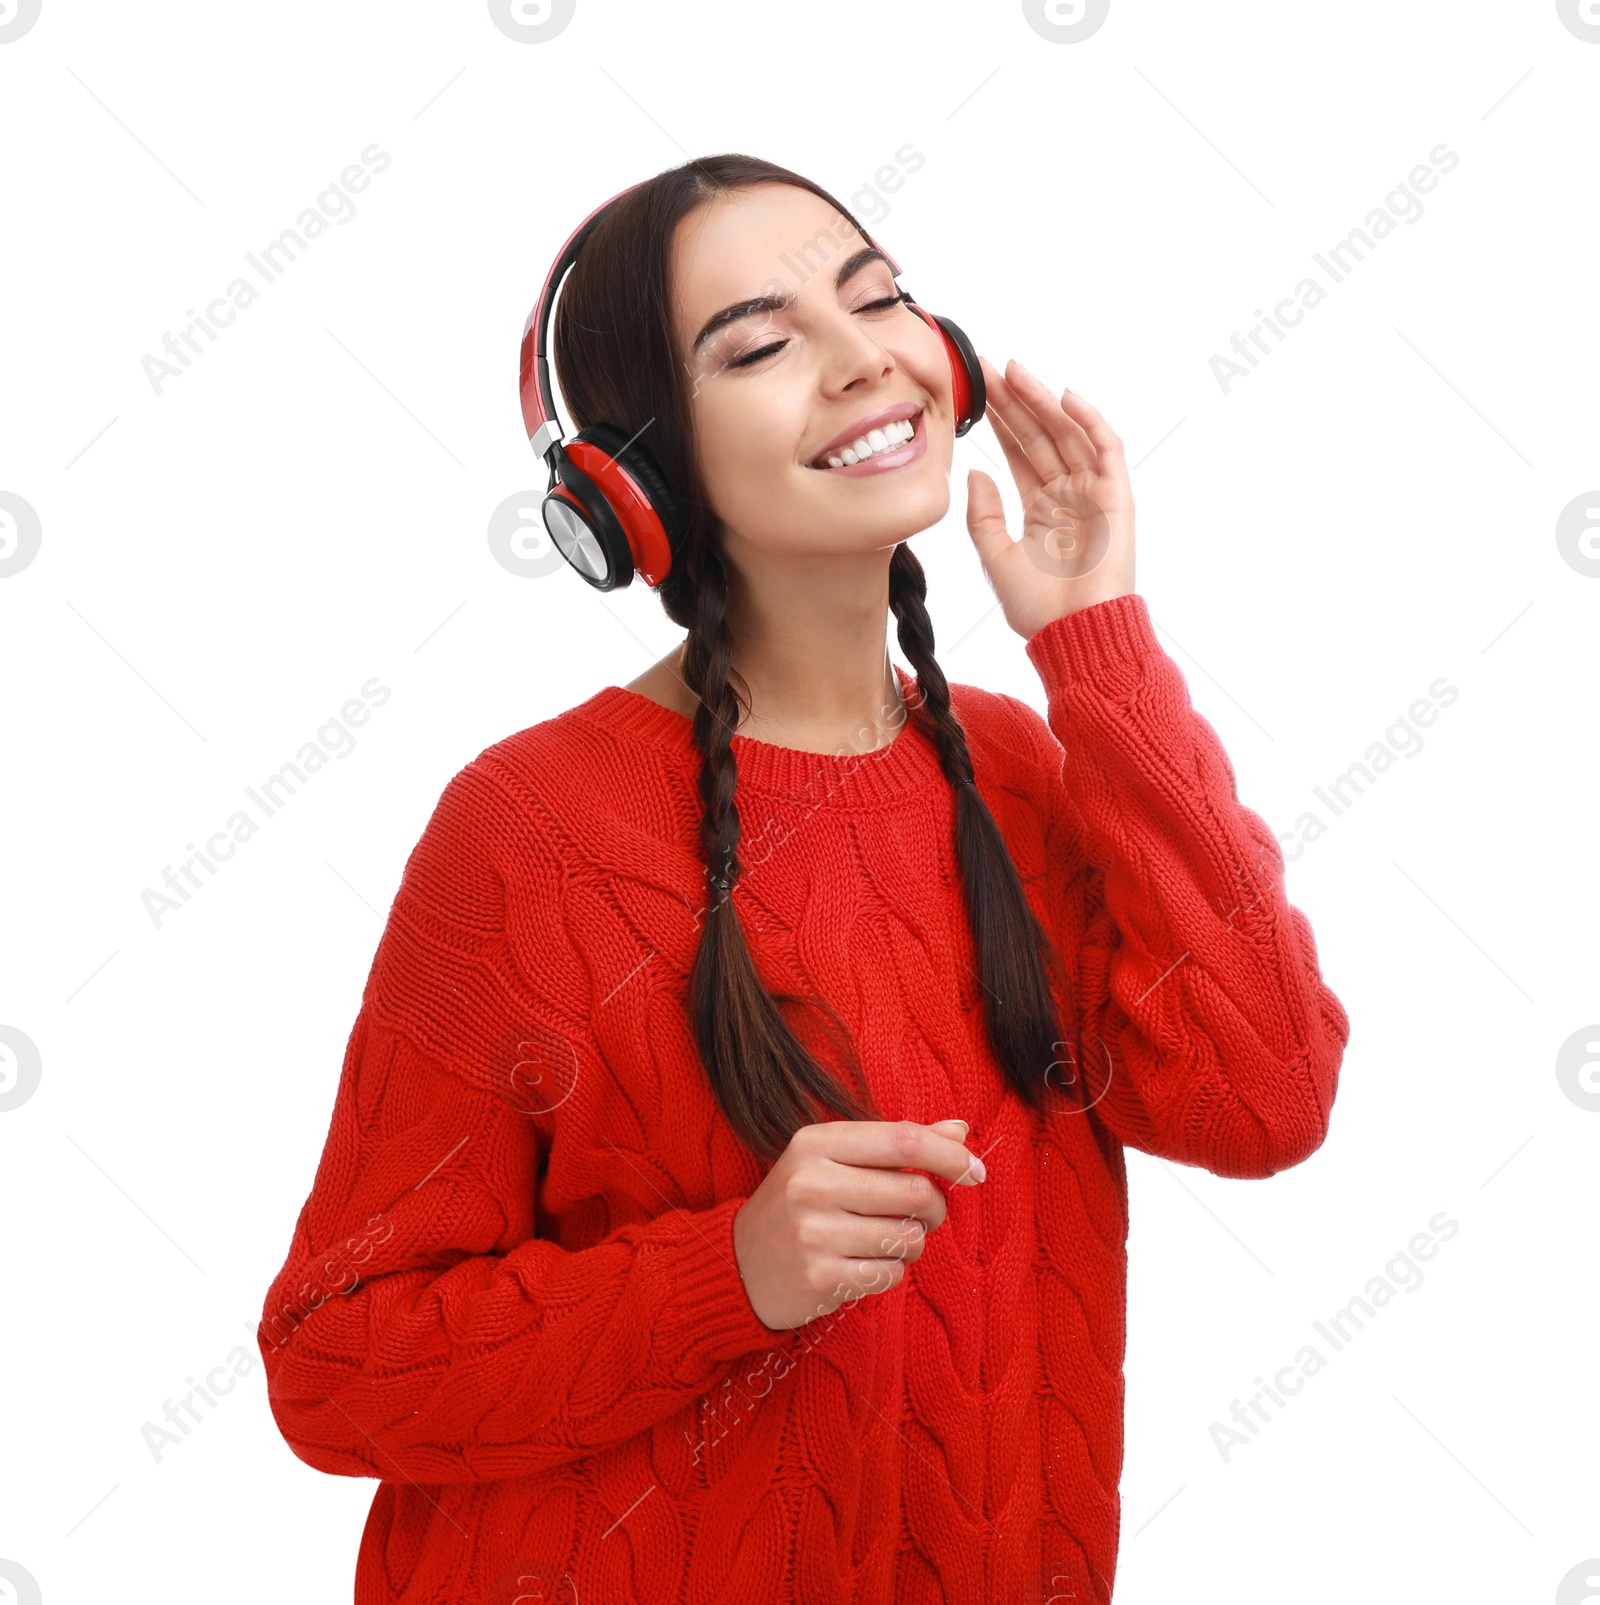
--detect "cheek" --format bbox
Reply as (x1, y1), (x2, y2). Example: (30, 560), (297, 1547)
(695, 398), (806, 505)
(914, 356), (955, 427)
(892, 319), (955, 423)
(698, 432), (776, 518)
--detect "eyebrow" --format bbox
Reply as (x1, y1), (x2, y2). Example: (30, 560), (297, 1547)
(690, 245), (893, 354)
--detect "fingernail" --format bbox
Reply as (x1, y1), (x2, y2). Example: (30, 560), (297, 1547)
(968, 1157), (988, 1184)
(936, 1118), (970, 1137)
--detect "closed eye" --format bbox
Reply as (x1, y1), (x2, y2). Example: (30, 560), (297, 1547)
(725, 293), (909, 371)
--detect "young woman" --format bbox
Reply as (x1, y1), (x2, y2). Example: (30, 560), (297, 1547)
(258, 154), (1349, 1605)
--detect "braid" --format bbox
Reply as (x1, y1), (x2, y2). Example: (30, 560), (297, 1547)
(680, 547), (745, 909)
(679, 542), (883, 1161)
(886, 547), (978, 788)
(888, 544), (1080, 1113)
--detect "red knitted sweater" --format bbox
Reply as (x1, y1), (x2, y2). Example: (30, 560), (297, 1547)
(258, 592), (1349, 1605)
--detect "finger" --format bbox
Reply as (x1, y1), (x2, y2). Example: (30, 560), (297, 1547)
(965, 469), (1017, 576)
(830, 1252), (910, 1299)
(979, 356), (1047, 473)
(816, 1118), (987, 1190)
(845, 1168), (951, 1234)
(981, 384), (1047, 507)
(1000, 360), (1099, 478)
(982, 359), (1073, 487)
(1056, 385), (1127, 466)
(835, 1213), (932, 1266)
(806, 1163), (949, 1251)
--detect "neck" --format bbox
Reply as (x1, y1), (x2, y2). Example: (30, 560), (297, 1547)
(711, 546), (906, 755)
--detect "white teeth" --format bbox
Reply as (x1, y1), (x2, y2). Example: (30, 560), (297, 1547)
(820, 415), (916, 470)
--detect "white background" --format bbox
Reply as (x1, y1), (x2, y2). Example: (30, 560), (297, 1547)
(2, 1), (1596, 1601)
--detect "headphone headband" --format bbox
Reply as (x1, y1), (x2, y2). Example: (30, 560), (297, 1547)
(519, 181), (646, 463)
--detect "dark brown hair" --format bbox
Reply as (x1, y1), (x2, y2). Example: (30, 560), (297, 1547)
(551, 153), (1082, 1161)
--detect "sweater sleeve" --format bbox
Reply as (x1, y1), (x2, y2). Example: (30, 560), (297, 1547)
(257, 758), (804, 1486)
(1016, 592), (1351, 1179)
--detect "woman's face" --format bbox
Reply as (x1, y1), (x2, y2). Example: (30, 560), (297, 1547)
(668, 183), (956, 569)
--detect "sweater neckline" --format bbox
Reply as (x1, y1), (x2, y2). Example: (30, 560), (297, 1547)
(579, 663), (944, 805)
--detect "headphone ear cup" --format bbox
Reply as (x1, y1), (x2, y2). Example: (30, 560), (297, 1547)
(564, 422), (688, 587)
(924, 311), (987, 436)
(595, 427), (688, 556)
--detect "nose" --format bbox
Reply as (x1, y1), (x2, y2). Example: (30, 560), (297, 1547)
(818, 315), (897, 395)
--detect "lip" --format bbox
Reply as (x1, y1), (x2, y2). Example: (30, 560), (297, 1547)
(807, 401), (923, 469)
(811, 412), (929, 478)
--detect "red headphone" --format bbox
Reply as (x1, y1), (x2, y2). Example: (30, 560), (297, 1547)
(519, 182), (988, 592)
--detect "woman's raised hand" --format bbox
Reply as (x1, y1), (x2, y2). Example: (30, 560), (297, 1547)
(732, 1118), (986, 1332)
(964, 355), (1137, 639)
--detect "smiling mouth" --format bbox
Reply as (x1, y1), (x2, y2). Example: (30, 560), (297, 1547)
(808, 410), (922, 470)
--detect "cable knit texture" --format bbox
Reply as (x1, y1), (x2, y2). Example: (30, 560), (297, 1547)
(258, 592), (1349, 1605)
